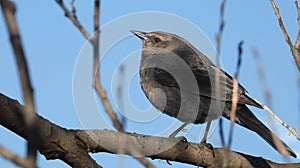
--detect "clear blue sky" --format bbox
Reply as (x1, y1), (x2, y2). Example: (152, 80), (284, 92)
(1, 1), (299, 167)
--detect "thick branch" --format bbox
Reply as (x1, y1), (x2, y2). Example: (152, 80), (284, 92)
(0, 93), (299, 167)
(0, 93), (101, 168)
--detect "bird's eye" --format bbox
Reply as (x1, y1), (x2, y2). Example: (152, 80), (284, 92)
(154, 37), (161, 43)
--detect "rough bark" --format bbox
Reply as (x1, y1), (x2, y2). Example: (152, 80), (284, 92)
(0, 93), (299, 167)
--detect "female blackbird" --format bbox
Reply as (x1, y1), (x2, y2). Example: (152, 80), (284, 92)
(131, 30), (296, 157)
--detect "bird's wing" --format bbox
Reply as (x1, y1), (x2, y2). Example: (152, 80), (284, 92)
(146, 48), (262, 108)
(170, 46), (252, 103)
(192, 65), (262, 108)
(152, 68), (178, 87)
(151, 65), (261, 108)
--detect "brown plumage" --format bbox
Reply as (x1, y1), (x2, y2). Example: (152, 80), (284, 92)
(131, 30), (296, 158)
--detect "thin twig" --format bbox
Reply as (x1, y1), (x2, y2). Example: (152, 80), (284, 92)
(252, 49), (271, 105)
(0, 0), (38, 167)
(56, 1), (154, 166)
(0, 144), (31, 168)
(296, 1), (300, 28)
(227, 41), (244, 148)
(270, 0), (300, 72)
(117, 65), (126, 167)
(91, 0), (124, 132)
(298, 76), (300, 127)
(216, 0), (227, 147)
(215, 0), (226, 59)
(293, 1), (300, 72)
(252, 49), (299, 156)
(91, 1), (154, 167)
(55, 0), (124, 133)
(70, 0), (77, 19)
(253, 96), (300, 141)
(117, 65), (127, 127)
(252, 48), (285, 154)
(295, 1), (300, 48)
(261, 102), (300, 141)
(235, 41), (244, 78)
(269, 0), (293, 48)
(56, 0), (91, 41)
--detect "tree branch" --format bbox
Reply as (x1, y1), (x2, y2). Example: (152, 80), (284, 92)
(55, 0), (124, 133)
(91, 0), (124, 132)
(55, 1), (153, 167)
(0, 93), (299, 167)
(55, 0), (91, 41)
(0, 144), (31, 168)
(0, 0), (38, 166)
(269, 0), (300, 72)
(215, 0), (227, 147)
(0, 93), (102, 168)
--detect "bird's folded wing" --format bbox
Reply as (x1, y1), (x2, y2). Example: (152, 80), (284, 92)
(152, 65), (262, 108)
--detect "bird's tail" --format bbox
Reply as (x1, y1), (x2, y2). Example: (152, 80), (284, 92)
(226, 105), (296, 158)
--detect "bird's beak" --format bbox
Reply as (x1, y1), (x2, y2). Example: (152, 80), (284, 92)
(130, 30), (148, 40)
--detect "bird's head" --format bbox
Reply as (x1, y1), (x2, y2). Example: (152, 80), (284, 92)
(131, 30), (185, 50)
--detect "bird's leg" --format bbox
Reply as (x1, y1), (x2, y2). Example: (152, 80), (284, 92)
(201, 121), (211, 143)
(169, 122), (188, 138)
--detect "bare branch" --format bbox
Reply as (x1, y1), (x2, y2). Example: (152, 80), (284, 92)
(0, 0), (38, 166)
(94, 0), (100, 31)
(0, 145), (31, 168)
(269, 0), (300, 72)
(298, 76), (300, 121)
(262, 103), (300, 141)
(293, 1), (300, 72)
(215, 0), (227, 147)
(215, 0), (226, 60)
(296, 1), (300, 24)
(55, 0), (124, 135)
(91, 2), (153, 167)
(252, 49), (300, 156)
(0, 93), (299, 167)
(0, 93), (102, 167)
(269, 0), (293, 48)
(294, 1), (300, 48)
(70, 0), (77, 19)
(228, 41), (244, 148)
(91, 0), (124, 133)
(56, 1), (153, 166)
(55, 0), (91, 41)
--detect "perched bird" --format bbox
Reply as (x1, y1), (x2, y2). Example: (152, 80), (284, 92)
(131, 30), (296, 158)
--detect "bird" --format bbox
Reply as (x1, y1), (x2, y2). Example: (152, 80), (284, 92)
(131, 30), (296, 158)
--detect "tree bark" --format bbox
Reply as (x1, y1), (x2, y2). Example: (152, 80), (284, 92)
(0, 93), (299, 167)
